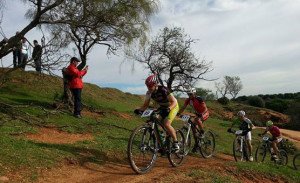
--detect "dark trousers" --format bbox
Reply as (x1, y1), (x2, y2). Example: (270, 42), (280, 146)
(34, 58), (42, 73)
(72, 88), (82, 115)
(13, 49), (21, 68)
(21, 53), (28, 69)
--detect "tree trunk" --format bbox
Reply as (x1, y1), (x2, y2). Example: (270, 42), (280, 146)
(62, 68), (73, 106)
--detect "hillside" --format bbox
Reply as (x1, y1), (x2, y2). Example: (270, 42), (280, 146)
(0, 69), (299, 183)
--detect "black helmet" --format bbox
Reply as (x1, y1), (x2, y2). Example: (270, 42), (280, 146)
(70, 57), (80, 62)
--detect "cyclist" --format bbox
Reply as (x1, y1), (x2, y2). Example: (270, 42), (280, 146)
(177, 88), (209, 152)
(134, 75), (180, 152)
(228, 110), (255, 162)
(259, 121), (282, 160)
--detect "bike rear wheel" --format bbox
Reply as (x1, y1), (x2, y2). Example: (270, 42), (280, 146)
(199, 130), (215, 158)
(276, 149), (288, 166)
(293, 153), (300, 170)
(167, 129), (185, 167)
(127, 125), (157, 174)
(233, 137), (246, 162)
(181, 126), (191, 156)
(255, 143), (266, 162)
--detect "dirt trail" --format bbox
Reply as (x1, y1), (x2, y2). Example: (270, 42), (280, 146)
(280, 129), (300, 149)
(35, 153), (283, 183)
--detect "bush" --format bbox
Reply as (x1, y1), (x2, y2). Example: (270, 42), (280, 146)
(248, 96), (265, 108)
(278, 139), (297, 154)
(217, 97), (229, 105)
(235, 95), (248, 102)
(265, 99), (289, 113)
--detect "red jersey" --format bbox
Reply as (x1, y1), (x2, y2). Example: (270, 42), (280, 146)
(184, 96), (208, 115)
(267, 125), (281, 137)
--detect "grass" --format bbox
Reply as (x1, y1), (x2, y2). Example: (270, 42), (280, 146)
(0, 69), (299, 182)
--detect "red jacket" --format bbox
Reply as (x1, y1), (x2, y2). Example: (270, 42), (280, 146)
(67, 64), (87, 89)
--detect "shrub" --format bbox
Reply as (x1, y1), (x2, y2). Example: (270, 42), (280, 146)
(265, 99), (289, 113)
(278, 139), (297, 154)
(248, 96), (265, 108)
(217, 97), (229, 105)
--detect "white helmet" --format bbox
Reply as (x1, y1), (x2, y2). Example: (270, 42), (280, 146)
(187, 88), (196, 94)
(237, 110), (245, 117)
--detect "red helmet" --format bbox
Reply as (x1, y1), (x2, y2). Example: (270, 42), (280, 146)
(145, 75), (158, 87)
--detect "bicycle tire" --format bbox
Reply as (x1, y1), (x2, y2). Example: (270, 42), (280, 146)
(276, 149), (288, 166)
(127, 125), (157, 174)
(199, 130), (216, 159)
(255, 143), (267, 162)
(293, 153), (300, 170)
(233, 137), (245, 162)
(167, 129), (185, 167)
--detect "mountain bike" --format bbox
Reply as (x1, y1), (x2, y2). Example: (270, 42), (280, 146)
(228, 129), (251, 162)
(127, 109), (185, 174)
(255, 135), (288, 166)
(293, 153), (300, 170)
(180, 114), (215, 158)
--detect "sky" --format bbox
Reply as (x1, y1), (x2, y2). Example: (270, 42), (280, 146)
(1, 0), (300, 97)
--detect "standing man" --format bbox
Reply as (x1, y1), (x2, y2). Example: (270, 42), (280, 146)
(20, 38), (29, 70)
(67, 57), (88, 119)
(32, 40), (42, 73)
(12, 32), (22, 68)
(228, 110), (255, 162)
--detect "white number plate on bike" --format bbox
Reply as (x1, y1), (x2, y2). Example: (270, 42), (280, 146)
(263, 136), (269, 141)
(235, 130), (243, 135)
(141, 110), (154, 118)
(181, 115), (190, 121)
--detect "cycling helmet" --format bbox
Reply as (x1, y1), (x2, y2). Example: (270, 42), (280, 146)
(187, 88), (196, 94)
(145, 75), (158, 87)
(266, 120), (273, 127)
(237, 110), (245, 117)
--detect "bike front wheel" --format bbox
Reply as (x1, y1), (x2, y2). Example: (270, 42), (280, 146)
(233, 137), (246, 162)
(293, 153), (300, 170)
(199, 130), (216, 158)
(276, 149), (288, 166)
(127, 125), (157, 174)
(167, 129), (185, 167)
(255, 143), (266, 162)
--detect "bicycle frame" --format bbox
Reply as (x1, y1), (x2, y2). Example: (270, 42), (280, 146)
(182, 115), (201, 141)
(144, 110), (171, 153)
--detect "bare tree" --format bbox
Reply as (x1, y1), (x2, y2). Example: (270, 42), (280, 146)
(228, 76), (243, 99)
(215, 76), (243, 99)
(40, 0), (158, 104)
(127, 26), (214, 92)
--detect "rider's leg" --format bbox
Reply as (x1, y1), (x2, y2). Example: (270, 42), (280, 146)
(272, 140), (279, 156)
(163, 119), (177, 141)
(194, 117), (204, 133)
(246, 132), (252, 153)
(246, 140), (253, 155)
(191, 125), (198, 141)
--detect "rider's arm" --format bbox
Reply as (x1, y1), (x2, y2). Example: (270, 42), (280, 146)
(261, 127), (268, 135)
(167, 94), (177, 110)
(139, 98), (150, 111)
(139, 99), (150, 111)
(178, 103), (188, 114)
(201, 103), (208, 116)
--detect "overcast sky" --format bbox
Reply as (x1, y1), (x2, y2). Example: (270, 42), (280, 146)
(1, 0), (300, 96)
